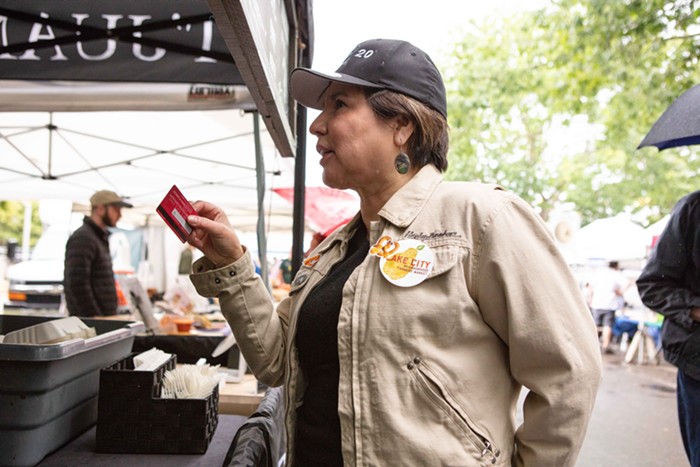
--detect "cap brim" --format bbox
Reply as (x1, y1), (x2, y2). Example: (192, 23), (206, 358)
(113, 201), (133, 208)
(290, 68), (383, 110)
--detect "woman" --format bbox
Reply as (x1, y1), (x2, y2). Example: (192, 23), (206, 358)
(187, 39), (602, 466)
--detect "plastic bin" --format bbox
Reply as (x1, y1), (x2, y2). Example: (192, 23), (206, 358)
(0, 314), (144, 467)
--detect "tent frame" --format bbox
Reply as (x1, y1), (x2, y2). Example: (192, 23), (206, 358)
(0, 0), (314, 280)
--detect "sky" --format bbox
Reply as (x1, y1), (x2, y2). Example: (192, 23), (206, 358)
(302, 0), (549, 185)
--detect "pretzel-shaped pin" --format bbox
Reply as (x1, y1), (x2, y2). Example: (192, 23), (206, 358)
(370, 235), (400, 258)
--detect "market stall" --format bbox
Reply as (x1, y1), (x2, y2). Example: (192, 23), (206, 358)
(0, 0), (314, 281)
(0, 1), (311, 465)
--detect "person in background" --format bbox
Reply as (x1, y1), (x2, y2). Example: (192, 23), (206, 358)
(63, 190), (132, 317)
(270, 250), (293, 303)
(590, 260), (627, 353)
(273, 251), (293, 290)
(636, 189), (700, 467)
(178, 243), (195, 275)
(185, 38), (602, 466)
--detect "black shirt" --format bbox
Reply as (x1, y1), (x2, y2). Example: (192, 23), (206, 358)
(294, 223), (369, 466)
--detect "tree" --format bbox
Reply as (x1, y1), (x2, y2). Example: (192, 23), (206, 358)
(0, 201), (42, 248)
(445, 0), (700, 226)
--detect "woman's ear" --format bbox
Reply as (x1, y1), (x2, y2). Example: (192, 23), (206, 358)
(393, 115), (415, 147)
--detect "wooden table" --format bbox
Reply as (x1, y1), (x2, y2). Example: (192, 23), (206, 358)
(218, 374), (264, 416)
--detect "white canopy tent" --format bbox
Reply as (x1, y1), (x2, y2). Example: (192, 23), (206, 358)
(646, 214), (670, 250)
(0, 109), (305, 292)
(0, 109), (297, 232)
(0, 0), (315, 290)
(570, 215), (652, 268)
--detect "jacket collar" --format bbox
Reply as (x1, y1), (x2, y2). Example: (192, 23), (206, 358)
(378, 165), (443, 228)
(84, 215), (111, 241)
(323, 165), (443, 246)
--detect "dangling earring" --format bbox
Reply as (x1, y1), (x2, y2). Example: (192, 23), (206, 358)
(394, 151), (411, 175)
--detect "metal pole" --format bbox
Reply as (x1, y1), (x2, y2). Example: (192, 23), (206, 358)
(291, 103), (307, 276)
(22, 201), (32, 261)
(253, 111), (270, 292)
(48, 112), (53, 178)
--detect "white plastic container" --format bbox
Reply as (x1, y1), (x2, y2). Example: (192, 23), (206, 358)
(3, 316), (96, 344)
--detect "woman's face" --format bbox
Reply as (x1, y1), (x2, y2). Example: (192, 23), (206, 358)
(309, 83), (398, 192)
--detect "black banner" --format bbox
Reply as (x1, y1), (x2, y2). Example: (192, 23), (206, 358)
(0, 0), (244, 85)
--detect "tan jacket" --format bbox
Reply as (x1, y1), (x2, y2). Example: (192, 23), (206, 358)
(191, 165), (602, 466)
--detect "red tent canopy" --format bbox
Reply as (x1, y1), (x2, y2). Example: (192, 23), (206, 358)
(273, 186), (359, 237)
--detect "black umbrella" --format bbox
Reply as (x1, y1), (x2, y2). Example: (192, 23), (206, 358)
(638, 83), (700, 150)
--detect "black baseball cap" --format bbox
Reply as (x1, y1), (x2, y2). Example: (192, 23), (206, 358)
(290, 38), (447, 118)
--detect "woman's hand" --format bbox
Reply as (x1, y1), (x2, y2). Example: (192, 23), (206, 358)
(186, 200), (245, 268)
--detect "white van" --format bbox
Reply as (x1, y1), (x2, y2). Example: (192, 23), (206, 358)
(5, 223), (137, 310)
(5, 225), (69, 309)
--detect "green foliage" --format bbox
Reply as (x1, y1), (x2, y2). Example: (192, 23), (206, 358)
(0, 201), (42, 247)
(444, 0), (700, 226)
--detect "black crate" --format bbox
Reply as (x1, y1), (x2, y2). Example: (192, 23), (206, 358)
(96, 353), (219, 454)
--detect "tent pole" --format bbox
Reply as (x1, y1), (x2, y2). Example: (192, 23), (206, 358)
(253, 111), (270, 292)
(291, 104), (307, 276)
(48, 112), (54, 178)
(21, 201), (32, 262)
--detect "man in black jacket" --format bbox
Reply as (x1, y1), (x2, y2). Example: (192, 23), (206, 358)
(63, 190), (132, 317)
(637, 189), (700, 467)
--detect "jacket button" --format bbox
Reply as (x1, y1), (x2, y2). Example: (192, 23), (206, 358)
(292, 273), (309, 287)
(406, 362), (415, 370)
(215, 277), (221, 284)
(229, 271), (236, 277)
(413, 357), (422, 364)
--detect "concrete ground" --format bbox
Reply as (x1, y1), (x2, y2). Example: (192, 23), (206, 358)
(576, 346), (689, 467)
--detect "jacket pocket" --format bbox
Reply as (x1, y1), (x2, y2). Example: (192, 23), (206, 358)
(408, 356), (502, 465)
(422, 240), (464, 279)
(370, 243), (473, 338)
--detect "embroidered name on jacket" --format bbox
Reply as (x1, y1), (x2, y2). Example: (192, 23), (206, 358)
(404, 230), (460, 241)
